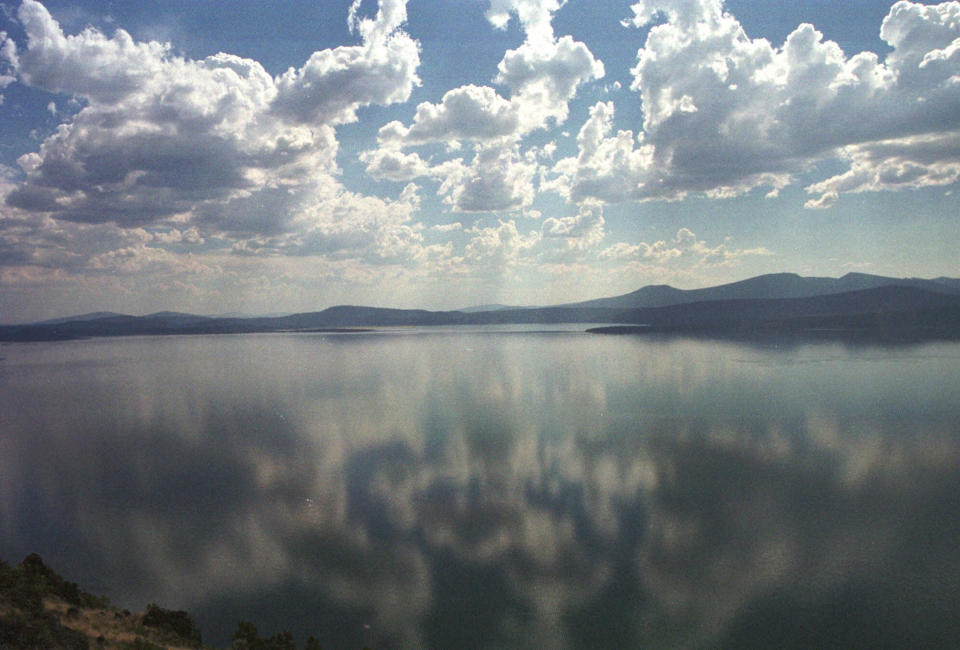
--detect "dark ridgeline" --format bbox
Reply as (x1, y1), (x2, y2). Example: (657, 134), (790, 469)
(560, 271), (960, 309)
(2, 272), (960, 342)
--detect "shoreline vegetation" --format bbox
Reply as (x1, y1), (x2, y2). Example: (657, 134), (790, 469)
(0, 554), (342, 650)
(2, 273), (960, 344)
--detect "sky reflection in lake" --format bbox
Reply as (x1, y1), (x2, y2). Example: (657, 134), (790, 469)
(2, 332), (960, 648)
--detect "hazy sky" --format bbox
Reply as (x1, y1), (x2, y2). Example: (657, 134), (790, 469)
(0, 0), (958, 320)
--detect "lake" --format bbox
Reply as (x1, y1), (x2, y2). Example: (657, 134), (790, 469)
(2, 329), (960, 648)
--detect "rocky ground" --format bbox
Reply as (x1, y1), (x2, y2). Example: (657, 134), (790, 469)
(0, 554), (327, 649)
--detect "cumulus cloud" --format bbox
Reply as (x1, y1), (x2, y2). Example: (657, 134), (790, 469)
(0, 0), (465, 301)
(486, 0), (564, 42)
(539, 203), (606, 259)
(0, 69), (13, 103)
(379, 85), (521, 146)
(435, 142), (539, 212)
(0, 0), (448, 286)
(464, 219), (539, 266)
(216, 182), (446, 266)
(551, 0), (960, 206)
(272, 0), (420, 126)
(361, 0), (603, 212)
(494, 32), (605, 130)
(600, 227), (772, 267)
(0, 202), (216, 292)
(805, 130), (960, 203)
(547, 100), (657, 202)
(0, 0), (418, 234)
(360, 146), (431, 181)
(5, 0), (171, 103)
(3, 0), (956, 313)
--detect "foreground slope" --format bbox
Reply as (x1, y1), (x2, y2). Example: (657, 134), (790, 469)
(0, 554), (202, 649)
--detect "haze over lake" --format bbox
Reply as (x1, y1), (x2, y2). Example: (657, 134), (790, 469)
(3, 330), (960, 648)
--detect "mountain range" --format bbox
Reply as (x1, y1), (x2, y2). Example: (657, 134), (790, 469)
(562, 272), (960, 309)
(2, 272), (959, 342)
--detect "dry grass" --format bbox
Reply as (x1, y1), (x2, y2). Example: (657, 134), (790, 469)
(44, 599), (203, 649)
(1, 555), (220, 649)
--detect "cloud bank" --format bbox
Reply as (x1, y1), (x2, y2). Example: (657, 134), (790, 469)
(0, 0), (957, 317)
(549, 0), (960, 205)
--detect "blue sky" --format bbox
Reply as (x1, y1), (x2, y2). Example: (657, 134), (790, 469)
(0, 0), (957, 320)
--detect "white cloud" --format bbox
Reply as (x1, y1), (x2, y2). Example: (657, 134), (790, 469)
(379, 85), (521, 145)
(0, 201), (214, 284)
(805, 130), (960, 201)
(803, 191), (838, 210)
(600, 227), (772, 267)
(555, 0), (960, 206)
(0, 0), (426, 257)
(152, 227), (204, 245)
(87, 243), (211, 275)
(486, 0), (566, 42)
(435, 142), (539, 212)
(5, 0), (171, 104)
(3, 1), (324, 227)
(361, 146), (431, 181)
(220, 182), (448, 267)
(464, 219), (539, 266)
(272, 0), (420, 126)
(540, 203), (606, 257)
(360, 0), (603, 212)
(495, 33), (605, 131)
(0, 0), (450, 288)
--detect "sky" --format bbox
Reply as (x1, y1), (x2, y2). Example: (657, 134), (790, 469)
(0, 0), (958, 321)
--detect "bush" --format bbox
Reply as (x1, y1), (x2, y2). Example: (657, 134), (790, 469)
(231, 621), (298, 649)
(141, 603), (202, 647)
(232, 620), (261, 648)
(5, 578), (43, 615)
(0, 611), (90, 650)
(1, 554), (108, 611)
(120, 639), (165, 650)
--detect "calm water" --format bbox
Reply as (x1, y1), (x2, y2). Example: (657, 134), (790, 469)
(2, 330), (960, 648)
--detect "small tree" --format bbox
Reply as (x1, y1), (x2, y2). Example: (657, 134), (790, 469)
(142, 603), (202, 647)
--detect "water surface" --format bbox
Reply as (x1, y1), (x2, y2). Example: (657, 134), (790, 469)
(2, 330), (959, 647)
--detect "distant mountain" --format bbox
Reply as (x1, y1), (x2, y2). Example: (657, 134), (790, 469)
(607, 285), (960, 331)
(2, 273), (959, 342)
(29, 311), (129, 326)
(565, 272), (960, 310)
(143, 311), (209, 320)
(589, 288), (960, 340)
(457, 303), (529, 313)
(210, 311), (292, 319)
(931, 277), (960, 291)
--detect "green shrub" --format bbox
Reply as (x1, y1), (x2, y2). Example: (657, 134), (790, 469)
(141, 603), (202, 647)
(0, 610), (90, 649)
(5, 578), (43, 615)
(119, 639), (165, 650)
(232, 620), (261, 648)
(0, 554), (108, 611)
(231, 621), (299, 649)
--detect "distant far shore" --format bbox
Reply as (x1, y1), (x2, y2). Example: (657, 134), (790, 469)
(3, 274), (960, 344)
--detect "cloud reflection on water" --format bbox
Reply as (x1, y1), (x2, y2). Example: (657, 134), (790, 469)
(1, 333), (959, 647)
